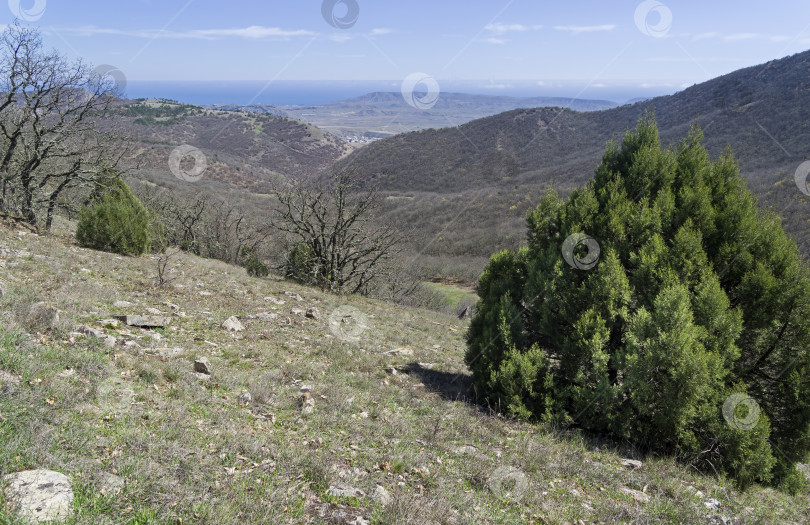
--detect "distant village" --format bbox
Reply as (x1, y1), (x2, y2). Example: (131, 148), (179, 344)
(343, 135), (381, 144)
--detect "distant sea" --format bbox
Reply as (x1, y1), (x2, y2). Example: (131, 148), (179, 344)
(124, 80), (677, 107)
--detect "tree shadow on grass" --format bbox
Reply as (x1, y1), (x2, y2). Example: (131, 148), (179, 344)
(403, 362), (474, 404)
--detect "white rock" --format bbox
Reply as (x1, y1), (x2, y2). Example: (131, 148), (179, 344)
(1, 370), (21, 383)
(145, 347), (183, 360)
(75, 325), (117, 348)
(3, 469), (73, 523)
(242, 312), (278, 321)
(383, 348), (413, 356)
(27, 302), (59, 328)
(98, 319), (120, 329)
(704, 498), (722, 510)
(369, 485), (392, 506)
(453, 445), (484, 457)
(327, 484), (365, 499)
(620, 487), (650, 503)
(238, 392), (253, 405)
(221, 316), (244, 332)
(620, 459), (643, 470)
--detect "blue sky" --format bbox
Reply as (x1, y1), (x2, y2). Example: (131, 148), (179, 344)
(8, 0), (810, 101)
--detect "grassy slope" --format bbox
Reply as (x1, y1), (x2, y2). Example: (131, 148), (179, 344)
(0, 224), (808, 524)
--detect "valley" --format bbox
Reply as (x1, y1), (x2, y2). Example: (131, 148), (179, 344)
(206, 92), (619, 141)
(122, 50), (810, 287)
(2, 4), (810, 523)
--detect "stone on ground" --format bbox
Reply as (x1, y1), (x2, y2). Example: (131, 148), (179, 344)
(114, 315), (171, 328)
(2, 469), (73, 523)
(221, 316), (244, 332)
(327, 484), (365, 499)
(369, 485), (392, 506)
(194, 357), (212, 375)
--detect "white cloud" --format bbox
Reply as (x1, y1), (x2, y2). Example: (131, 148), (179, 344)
(486, 23), (528, 34)
(721, 33), (792, 43)
(725, 33), (759, 41)
(193, 26), (314, 39)
(55, 25), (315, 40)
(484, 37), (507, 45)
(485, 23), (542, 35)
(640, 82), (678, 88)
(644, 56), (742, 63)
(369, 28), (392, 36)
(692, 32), (719, 41)
(554, 25), (616, 35)
(328, 34), (353, 43)
(481, 82), (513, 90)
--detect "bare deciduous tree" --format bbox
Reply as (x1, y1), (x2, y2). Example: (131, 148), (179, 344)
(0, 23), (128, 230)
(271, 171), (403, 295)
(136, 184), (271, 266)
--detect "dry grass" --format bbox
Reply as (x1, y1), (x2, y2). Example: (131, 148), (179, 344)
(0, 223), (808, 524)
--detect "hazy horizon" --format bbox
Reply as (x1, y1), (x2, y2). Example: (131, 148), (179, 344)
(122, 78), (675, 106)
(12, 1), (810, 108)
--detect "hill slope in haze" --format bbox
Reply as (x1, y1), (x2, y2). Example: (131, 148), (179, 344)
(338, 51), (810, 254)
(208, 92), (619, 140)
(119, 100), (351, 192)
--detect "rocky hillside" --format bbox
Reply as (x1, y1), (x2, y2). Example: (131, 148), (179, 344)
(0, 220), (808, 524)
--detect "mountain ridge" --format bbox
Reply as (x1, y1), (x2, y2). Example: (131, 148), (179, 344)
(337, 49), (810, 254)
